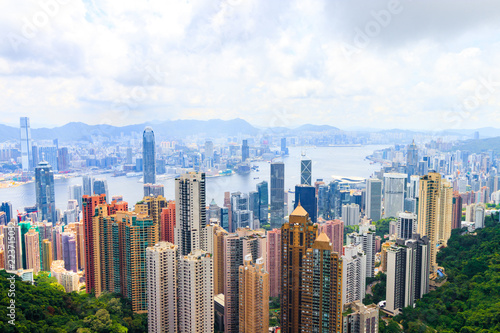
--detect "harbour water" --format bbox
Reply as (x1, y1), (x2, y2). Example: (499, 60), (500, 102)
(0, 145), (387, 213)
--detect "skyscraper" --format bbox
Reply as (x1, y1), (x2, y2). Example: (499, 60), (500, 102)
(20, 117), (33, 172)
(366, 178), (382, 221)
(35, 160), (57, 223)
(0, 201), (13, 224)
(143, 127), (156, 184)
(239, 255), (269, 333)
(406, 140), (418, 178)
(93, 179), (108, 199)
(256, 181), (269, 226)
(174, 172), (207, 256)
(270, 162), (285, 228)
(146, 242), (178, 333)
(417, 172), (453, 272)
(241, 139), (249, 162)
(383, 173), (407, 218)
(82, 175), (93, 196)
(178, 250), (214, 333)
(300, 159), (312, 186)
(266, 228), (281, 298)
(68, 185), (83, 212)
(294, 184), (317, 223)
(280, 204), (318, 332)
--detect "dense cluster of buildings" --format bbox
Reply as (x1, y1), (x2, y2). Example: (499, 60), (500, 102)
(1, 117), (500, 332)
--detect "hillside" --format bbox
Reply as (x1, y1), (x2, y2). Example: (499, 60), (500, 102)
(0, 271), (147, 332)
(393, 214), (500, 332)
(452, 136), (500, 154)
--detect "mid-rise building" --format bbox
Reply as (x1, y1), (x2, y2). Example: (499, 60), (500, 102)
(342, 301), (379, 333)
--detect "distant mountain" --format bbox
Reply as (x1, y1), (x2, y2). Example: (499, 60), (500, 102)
(0, 124), (19, 142)
(294, 124), (339, 132)
(0, 119), (261, 142)
(452, 136), (500, 154)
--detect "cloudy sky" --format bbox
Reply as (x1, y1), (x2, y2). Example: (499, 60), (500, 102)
(1, 0), (500, 130)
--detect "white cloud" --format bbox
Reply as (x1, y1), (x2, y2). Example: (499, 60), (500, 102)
(1, 0), (500, 129)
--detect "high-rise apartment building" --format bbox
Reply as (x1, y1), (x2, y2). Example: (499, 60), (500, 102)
(366, 179), (382, 221)
(417, 172), (452, 272)
(397, 212), (417, 240)
(266, 228), (281, 298)
(280, 204), (318, 332)
(35, 160), (57, 223)
(143, 127), (156, 184)
(210, 224), (228, 296)
(224, 229), (267, 332)
(144, 183), (165, 197)
(386, 236), (430, 315)
(146, 242), (178, 333)
(319, 219), (344, 255)
(383, 173), (407, 218)
(42, 239), (53, 272)
(341, 244), (366, 307)
(239, 255), (269, 333)
(270, 162), (285, 228)
(302, 232), (343, 332)
(452, 192), (463, 230)
(342, 203), (360, 226)
(25, 228), (40, 275)
(82, 194), (107, 293)
(3, 222), (23, 271)
(300, 159), (312, 186)
(175, 172), (207, 256)
(20, 117), (33, 172)
(160, 201), (176, 243)
(347, 231), (376, 278)
(474, 203), (486, 229)
(178, 250), (214, 333)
